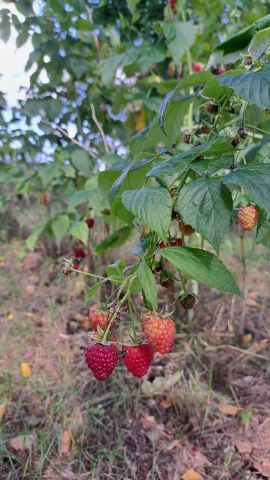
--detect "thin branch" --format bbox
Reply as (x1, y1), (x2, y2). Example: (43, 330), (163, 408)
(90, 102), (110, 153)
(86, 5), (100, 59)
(55, 125), (97, 158)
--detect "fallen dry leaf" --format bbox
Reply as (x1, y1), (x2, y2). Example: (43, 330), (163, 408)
(218, 404), (241, 416)
(23, 311), (35, 320)
(236, 440), (253, 454)
(20, 362), (32, 378)
(7, 312), (13, 321)
(181, 469), (204, 480)
(9, 433), (37, 451)
(60, 430), (74, 455)
(25, 285), (36, 294)
(246, 298), (260, 308)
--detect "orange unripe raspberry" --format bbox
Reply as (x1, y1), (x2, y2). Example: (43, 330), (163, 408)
(89, 306), (108, 330)
(238, 205), (258, 231)
(141, 312), (175, 354)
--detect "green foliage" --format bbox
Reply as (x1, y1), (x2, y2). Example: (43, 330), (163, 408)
(2, 0), (270, 306)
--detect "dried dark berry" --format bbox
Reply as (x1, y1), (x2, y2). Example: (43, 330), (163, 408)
(200, 123), (210, 134)
(231, 136), (240, 147)
(183, 133), (192, 144)
(237, 127), (248, 139)
(180, 294), (196, 310)
(205, 101), (219, 115)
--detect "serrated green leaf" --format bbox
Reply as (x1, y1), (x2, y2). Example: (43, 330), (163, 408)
(159, 247), (242, 296)
(51, 215), (70, 245)
(26, 221), (48, 250)
(137, 260), (157, 309)
(70, 221), (89, 245)
(122, 187), (173, 239)
(163, 22), (198, 62)
(108, 158), (154, 203)
(216, 14), (270, 55)
(255, 141), (270, 163)
(176, 179), (232, 252)
(148, 139), (234, 177)
(84, 281), (105, 305)
(223, 164), (270, 214)
(218, 67), (270, 109)
(158, 88), (176, 134)
(106, 259), (126, 284)
(249, 27), (270, 60)
(189, 157), (233, 175)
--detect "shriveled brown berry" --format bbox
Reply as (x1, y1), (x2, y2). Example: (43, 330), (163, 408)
(180, 294), (196, 310)
(237, 127), (248, 139)
(169, 187), (178, 198)
(179, 220), (195, 236)
(160, 276), (175, 288)
(238, 205), (258, 231)
(244, 56), (253, 66)
(183, 133), (192, 144)
(200, 123), (210, 134)
(231, 136), (240, 147)
(171, 210), (180, 221)
(205, 101), (219, 115)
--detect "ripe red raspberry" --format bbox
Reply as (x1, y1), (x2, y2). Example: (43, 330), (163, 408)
(142, 312), (176, 354)
(238, 205), (258, 231)
(73, 247), (86, 259)
(193, 63), (202, 72)
(169, 0), (176, 9)
(180, 294), (196, 310)
(72, 259), (80, 270)
(217, 67), (225, 74)
(89, 306), (108, 330)
(123, 344), (154, 377)
(158, 241), (167, 248)
(169, 238), (183, 247)
(86, 218), (95, 229)
(179, 220), (195, 236)
(84, 343), (118, 381)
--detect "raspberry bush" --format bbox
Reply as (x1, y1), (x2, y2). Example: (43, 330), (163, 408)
(1, 1), (270, 380)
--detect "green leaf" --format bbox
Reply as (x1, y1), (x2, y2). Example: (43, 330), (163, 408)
(108, 158), (154, 203)
(70, 221), (89, 245)
(255, 141), (270, 163)
(158, 88), (176, 134)
(216, 14), (270, 55)
(202, 76), (232, 100)
(218, 67), (270, 109)
(95, 226), (132, 254)
(0, 13), (10, 43)
(137, 260), (157, 310)
(189, 156), (233, 175)
(122, 187), (173, 239)
(106, 259), (126, 284)
(249, 27), (270, 60)
(26, 221), (48, 250)
(100, 48), (140, 85)
(71, 150), (92, 177)
(163, 22), (198, 62)
(176, 179), (233, 252)
(111, 196), (134, 224)
(16, 30), (29, 48)
(84, 281), (105, 305)
(51, 215), (70, 245)
(159, 247), (242, 296)
(148, 139), (234, 177)
(126, 0), (140, 15)
(38, 163), (60, 188)
(223, 164), (270, 214)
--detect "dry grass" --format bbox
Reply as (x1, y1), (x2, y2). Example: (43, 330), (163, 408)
(0, 236), (270, 479)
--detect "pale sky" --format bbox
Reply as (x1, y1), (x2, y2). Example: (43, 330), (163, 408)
(0, 1), (32, 106)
